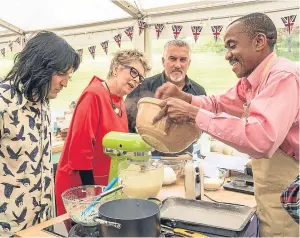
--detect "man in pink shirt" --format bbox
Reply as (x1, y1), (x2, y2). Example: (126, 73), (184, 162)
(153, 13), (299, 237)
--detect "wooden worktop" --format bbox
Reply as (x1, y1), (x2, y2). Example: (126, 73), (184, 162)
(15, 178), (256, 237)
(52, 140), (65, 153)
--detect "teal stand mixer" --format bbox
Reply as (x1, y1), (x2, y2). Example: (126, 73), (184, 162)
(102, 131), (153, 184)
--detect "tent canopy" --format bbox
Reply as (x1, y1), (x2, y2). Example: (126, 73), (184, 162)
(0, 0), (249, 33)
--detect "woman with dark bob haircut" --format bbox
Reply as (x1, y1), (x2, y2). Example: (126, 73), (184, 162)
(0, 31), (80, 237)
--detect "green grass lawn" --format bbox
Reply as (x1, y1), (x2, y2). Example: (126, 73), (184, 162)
(0, 51), (237, 114)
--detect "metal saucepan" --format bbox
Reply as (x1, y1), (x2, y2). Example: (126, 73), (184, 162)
(94, 198), (161, 237)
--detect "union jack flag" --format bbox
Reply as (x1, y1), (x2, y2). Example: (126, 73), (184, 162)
(77, 49), (83, 59)
(101, 41), (109, 55)
(8, 42), (13, 52)
(88, 45), (96, 59)
(15, 37), (21, 45)
(191, 26), (203, 43)
(114, 34), (122, 48)
(0, 48), (5, 57)
(281, 15), (297, 35)
(211, 25), (223, 42)
(172, 25), (183, 39)
(125, 26), (134, 41)
(155, 24), (165, 40)
(138, 20), (147, 35)
(23, 37), (27, 46)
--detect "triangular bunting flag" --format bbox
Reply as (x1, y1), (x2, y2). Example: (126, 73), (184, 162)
(114, 34), (122, 48)
(15, 37), (21, 45)
(172, 25), (183, 39)
(8, 42), (13, 52)
(138, 20), (147, 36)
(281, 15), (297, 35)
(1, 48), (5, 57)
(191, 26), (203, 43)
(77, 49), (83, 57)
(211, 25), (223, 42)
(154, 24), (165, 40)
(88, 46), (96, 59)
(101, 41), (109, 55)
(23, 37), (27, 46)
(125, 26), (134, 41)
(77, 49), (83, 61)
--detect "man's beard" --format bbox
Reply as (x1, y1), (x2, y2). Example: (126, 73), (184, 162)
(169, 73), (185, 82)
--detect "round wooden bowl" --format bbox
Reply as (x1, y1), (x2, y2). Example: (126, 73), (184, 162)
(136, 97), (201, 153)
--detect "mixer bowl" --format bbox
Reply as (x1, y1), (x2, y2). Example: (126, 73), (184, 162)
(61, 185), (117, 226)
(118, 159), (164, 199)
(136, 97), (201, 153)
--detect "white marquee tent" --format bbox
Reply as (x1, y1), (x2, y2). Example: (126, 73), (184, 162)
(0, 0), (299, 57)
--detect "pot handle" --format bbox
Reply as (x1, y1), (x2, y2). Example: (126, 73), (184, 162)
(147, 197), (162, 208)
(94, 217), (122, 229)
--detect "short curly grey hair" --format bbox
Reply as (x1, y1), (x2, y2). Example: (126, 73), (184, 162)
(163, 39), (191, 57)
(107, 49), (151, 79)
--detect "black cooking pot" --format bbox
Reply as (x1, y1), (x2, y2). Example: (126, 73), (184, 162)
(94, 198), (160, 237)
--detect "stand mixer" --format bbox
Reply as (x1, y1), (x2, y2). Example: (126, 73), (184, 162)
(102, 131), (153, 184)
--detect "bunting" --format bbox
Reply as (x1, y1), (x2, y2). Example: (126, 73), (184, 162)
(101, 41), (109, 55)
(138, 20), (147, 36)
(114, 34), (122, 48)
(77, 49), (83, 60)
(211, 25), (223, 42)
(191, 26), (203, 43)
(125, 26), (134, 41)
(23, 37), (27, 46)
(154, 24), (165, 40)
(15, 37), (21, 45)
(0, 14), (297, 62)
(1, 48), (5, 57)
(281, 15), (297, 35)
(88, 46), (96, 59)
(172, 25), (183, 39)
(8, 42), (13, 52)
(77, 49), (83, 57)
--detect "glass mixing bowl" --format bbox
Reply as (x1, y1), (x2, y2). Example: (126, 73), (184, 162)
(61, 185), (119, 226)
(118, 159), (164, 199)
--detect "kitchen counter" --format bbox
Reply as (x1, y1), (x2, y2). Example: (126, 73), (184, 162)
(15, 178), (256, 237)
(52, 140), (65, 153)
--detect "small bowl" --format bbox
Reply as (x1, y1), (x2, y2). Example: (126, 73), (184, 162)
(136, 97), (201, 153)
(162, 160), (185, 180)
(61, 185), (117, 226)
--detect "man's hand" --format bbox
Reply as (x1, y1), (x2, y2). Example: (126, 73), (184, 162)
(155, 82), (192, 103)
(152, 98), (200, 134)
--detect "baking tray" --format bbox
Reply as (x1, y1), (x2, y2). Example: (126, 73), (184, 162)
(160, 197), (256, 237)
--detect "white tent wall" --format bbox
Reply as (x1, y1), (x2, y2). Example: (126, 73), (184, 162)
(0, 0), (298, 53)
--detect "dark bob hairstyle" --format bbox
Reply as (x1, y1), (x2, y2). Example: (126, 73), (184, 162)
(4, 31), (81, 102)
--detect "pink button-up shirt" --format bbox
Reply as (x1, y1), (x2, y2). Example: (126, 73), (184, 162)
(192, 52), (299, 160)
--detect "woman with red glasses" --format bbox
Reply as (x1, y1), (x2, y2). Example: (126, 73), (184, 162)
(55, 49), (151, 217)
